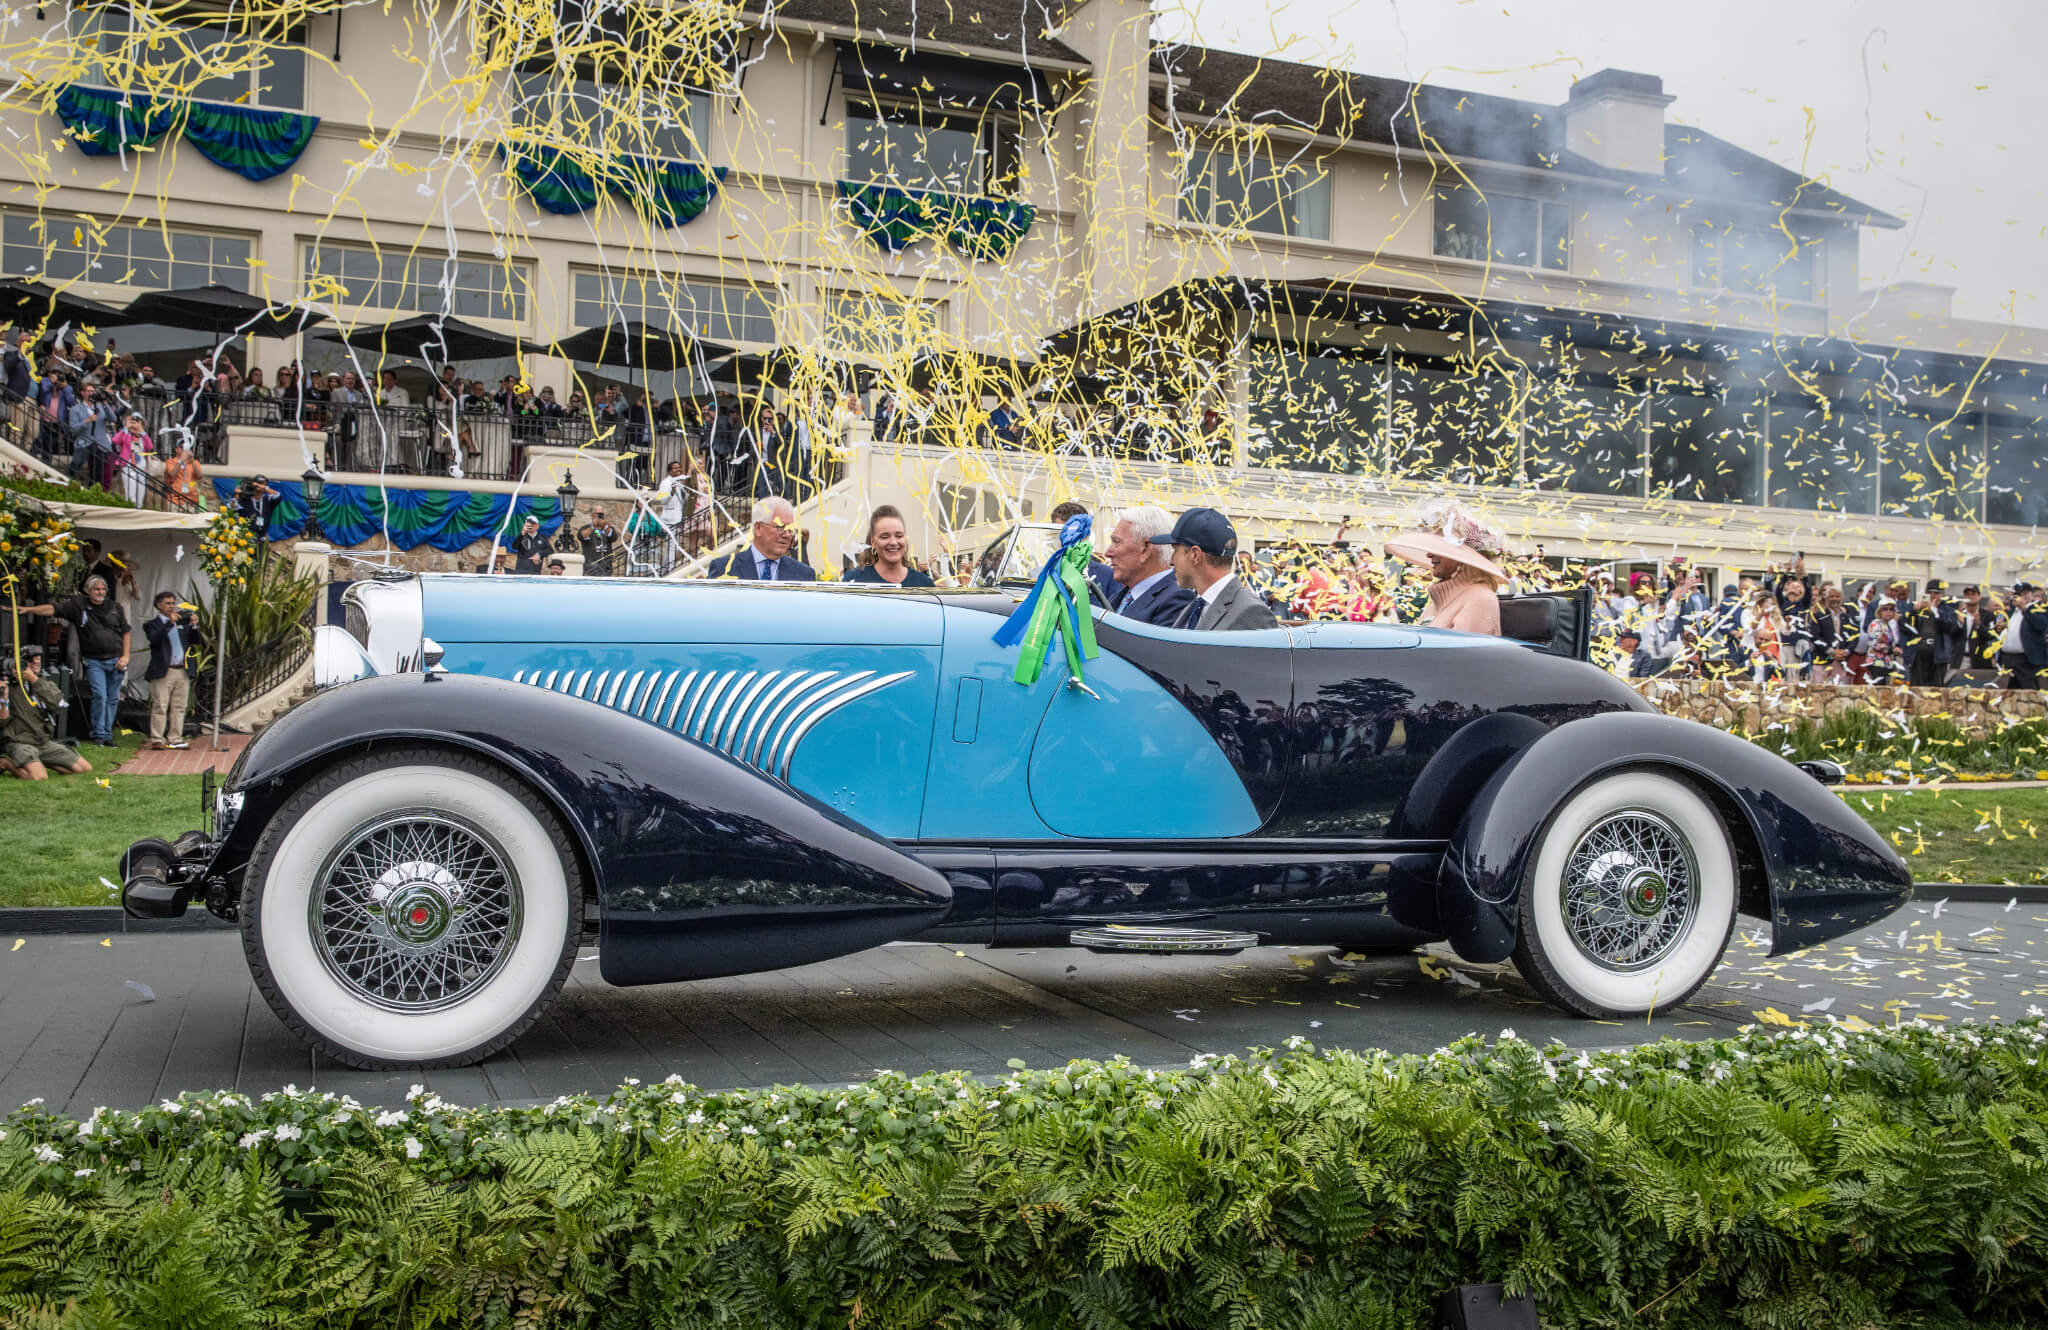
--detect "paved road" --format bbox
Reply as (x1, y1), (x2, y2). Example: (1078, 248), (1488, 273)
(3, 895), (2044, 1116)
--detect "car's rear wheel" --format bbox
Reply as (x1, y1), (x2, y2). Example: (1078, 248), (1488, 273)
(1511, 770), (1737, 1018)
(242, 748), (581, 1068)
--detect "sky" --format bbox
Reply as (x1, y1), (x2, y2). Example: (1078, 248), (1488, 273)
(1153, 0), (2046, 326)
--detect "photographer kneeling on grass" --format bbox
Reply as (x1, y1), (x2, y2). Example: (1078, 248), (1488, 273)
(0, 644), (92, 781)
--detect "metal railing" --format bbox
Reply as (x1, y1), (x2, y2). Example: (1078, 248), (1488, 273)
(3, 396), (207, 512)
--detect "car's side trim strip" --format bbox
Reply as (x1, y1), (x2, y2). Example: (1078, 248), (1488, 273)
(605, 670), (632, 709)
(678, 670), (719, 734)
(645, 670), (679, 720)
(715, 670), (779, 752)
(691, 671), (742, 740)
(675, 668), (708, 729)
(759, 672), (861, 772)
(737, 670), (813, 762)
(776, 671), (911, 780)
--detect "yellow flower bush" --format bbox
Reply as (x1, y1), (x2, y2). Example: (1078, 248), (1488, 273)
(0, 490), (81, 609)
(198, 511), (258, 593)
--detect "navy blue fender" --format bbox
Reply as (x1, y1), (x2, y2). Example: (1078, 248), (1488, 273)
(208, 672), (953, 986)
(1439, 712), (1910, 963)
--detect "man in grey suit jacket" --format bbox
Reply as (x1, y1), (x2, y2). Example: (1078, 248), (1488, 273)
(1152, 508), (1279, 631)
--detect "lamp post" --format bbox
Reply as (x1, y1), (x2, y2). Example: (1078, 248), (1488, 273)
(301, 465), (325, 542)
(556, 477), (579, 525)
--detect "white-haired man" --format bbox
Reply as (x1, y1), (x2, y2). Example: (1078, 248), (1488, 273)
(1103, 504), (1196, 627)
(708, 496), (815, 581)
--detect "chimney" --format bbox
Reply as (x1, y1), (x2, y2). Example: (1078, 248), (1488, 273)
(1563, 69), (1675, 176)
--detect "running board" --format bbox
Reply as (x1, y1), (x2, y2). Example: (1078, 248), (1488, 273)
(1070, 925), (1259, 955)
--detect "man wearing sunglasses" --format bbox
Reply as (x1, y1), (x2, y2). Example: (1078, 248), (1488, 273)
(707, 496), (815, 582)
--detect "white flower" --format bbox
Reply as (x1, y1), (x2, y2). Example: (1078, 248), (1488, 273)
(273, 1123), (303, 1141)
(237, 1131), (266, 1149)
(73, 1167), (94, 1178)
(374, 1109), (409, 1128)
(408, 1084), (425, 1098)
(1498, 1028), (1517, 1041)
(739, 1124), (758, 1136)
(402, 1136), (423, 1159)
(685, 1110), (703, 1126)
(32, 1144), (60, 1164)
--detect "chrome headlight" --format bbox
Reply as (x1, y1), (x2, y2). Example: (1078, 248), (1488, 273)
(313, 625), (379, 690)
(215, 787), (244, 841)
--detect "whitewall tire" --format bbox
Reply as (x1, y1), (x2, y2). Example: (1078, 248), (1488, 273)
(1511, 769), (1738, 1018)
(242, 749), (582, 1068)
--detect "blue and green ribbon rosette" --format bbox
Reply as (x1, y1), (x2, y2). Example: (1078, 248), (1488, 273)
(992, 515), (1099, 687)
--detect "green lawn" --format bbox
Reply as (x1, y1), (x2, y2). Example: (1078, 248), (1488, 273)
(0, 747), (2044, 908)
(1840, 786), (2048, 886)
(0, 734), (207, 909)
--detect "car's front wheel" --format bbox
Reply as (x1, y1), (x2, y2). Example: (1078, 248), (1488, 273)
(242, 748), (581, 1068)
(1511, 770), (1738, 1018)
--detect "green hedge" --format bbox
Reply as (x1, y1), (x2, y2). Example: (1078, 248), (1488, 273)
(3, 1022), (2046, 1328)
(0, 467), (135, 509)
(1743, 709), (2048, 782)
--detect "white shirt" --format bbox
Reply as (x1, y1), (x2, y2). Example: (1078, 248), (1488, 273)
(380, 385), (411, 408)
(1118, 567), (1174, 614)
(750, 545), (780, 580)
(2005, 610), (2027, 652)
(1196, 572), (1237, 614)
(655, 474), (689, 524)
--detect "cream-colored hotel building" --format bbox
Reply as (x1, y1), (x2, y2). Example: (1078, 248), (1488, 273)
(2, 0), (2042, 586)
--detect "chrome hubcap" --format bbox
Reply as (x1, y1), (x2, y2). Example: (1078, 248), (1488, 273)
(1561, 809), (1698, 971)
(310, 813), (521, 1011)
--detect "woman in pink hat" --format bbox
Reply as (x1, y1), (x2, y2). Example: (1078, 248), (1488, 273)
(1384, 504), (1508, 636)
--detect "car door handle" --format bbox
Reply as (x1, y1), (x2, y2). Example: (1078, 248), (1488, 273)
(1064, 677), (1101, 701)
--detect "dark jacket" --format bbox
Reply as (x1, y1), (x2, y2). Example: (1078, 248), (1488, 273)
(707, 548), (815, 582)
(2023, 601), (2048, 669)
(511, 530), (548, 574)
(2, 347), (32, 400)
(842, 565), (936, 587)
(1085, 559), (1122, 607)
(54, 594), (127, 660)
(1904, 600), (1964, 667)
(143, 612), (199, 680)
(1115, 570), (1198, 627)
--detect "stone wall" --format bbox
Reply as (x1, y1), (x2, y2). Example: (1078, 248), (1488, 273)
(1631, 678), (2048, 732)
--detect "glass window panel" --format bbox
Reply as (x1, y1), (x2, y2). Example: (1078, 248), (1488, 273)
(42, 249), (89, 282)
(1690, 230), (1717, 288)
(1541, 203), (1571, 272)
(1650, 387), (1763, 505)
(1389, 355), (1518, 485)
(1247, 343), (1386, 475)
(129, 257), (170, 287)
(127, 227), (169, 263)
(171, 232), (210, 263)
(259, 47), (305, 110)
(1434, 187), (1544, 266)
(1524, 378), (1646, 496)
(1986, 403), (2048, 528)
(1767, 395), (1879, 514)
(1882, 406), (1984, 521)
(845, 110), (982, 193)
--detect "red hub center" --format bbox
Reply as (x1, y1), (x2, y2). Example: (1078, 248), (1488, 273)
(410, 905), (430, 927)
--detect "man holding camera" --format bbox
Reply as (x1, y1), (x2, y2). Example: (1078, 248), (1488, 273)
(1, 646), (92, 781)
(143, 591), (199, 750)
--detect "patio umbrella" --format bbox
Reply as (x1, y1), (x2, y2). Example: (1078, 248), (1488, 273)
(0, 277), (135, 331)
(705, 347), (869, 394)
(904, 346), (1035, 395)
(116, 283), (328, 345)
(334, 313), (523, 363)
(551, 320), (733, 374)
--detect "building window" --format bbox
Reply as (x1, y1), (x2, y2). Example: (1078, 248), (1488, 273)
(1691, 223), (1824, 302)
(1767, 394), (1878, 515)
(2, 211), (250, 289)
(509, 68), (713, 162)
(1649, 385), (1764, 506)
(1247, 343), (1386, 474)
(73, 8), (308, 110)
(844, 101), (1018, 196)
(572, 269), (778, 344)
(824, 288), (948, 360)
(1431, 186), (1570, 271)
(1178, 144), (1330, 240)
(302, 242), (530, 321)
(1987, 402), (2048, 528)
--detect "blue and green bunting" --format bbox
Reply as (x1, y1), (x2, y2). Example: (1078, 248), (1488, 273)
(210, 478), (567, 552)
(502, 146), (725, 227)
(837, 181), (1037, 262)
(54, 85), (317, 182)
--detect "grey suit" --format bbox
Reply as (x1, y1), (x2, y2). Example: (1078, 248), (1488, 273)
(1187, 576), (1280, 631)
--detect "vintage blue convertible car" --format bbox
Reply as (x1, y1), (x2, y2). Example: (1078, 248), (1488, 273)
(121, 545), (1910, 1068)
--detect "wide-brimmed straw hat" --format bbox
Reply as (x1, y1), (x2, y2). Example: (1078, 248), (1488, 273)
(1384, 529), (1508, 581)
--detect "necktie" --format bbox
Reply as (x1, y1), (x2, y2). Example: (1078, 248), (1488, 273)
(1178, 597), (1204, 629)
(760, 554), (775, 582)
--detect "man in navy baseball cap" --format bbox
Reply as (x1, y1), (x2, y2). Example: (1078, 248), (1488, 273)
(1149, 508), (1277, 631)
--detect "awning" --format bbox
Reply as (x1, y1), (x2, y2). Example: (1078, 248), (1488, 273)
(834, 40), (1054, 113)
(47, 502), (213, 531)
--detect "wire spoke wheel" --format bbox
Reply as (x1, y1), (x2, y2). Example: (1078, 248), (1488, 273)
(1560, 808), (1699, 971)
(310, 811), (522, 1011)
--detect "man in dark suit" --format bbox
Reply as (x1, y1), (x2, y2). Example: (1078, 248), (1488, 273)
(1101, 503), (1195, 627)
(141, 590), (199, 750)
(707, 496), (815, 582)
(1154, 508), (1279, 632)
(1904, 579), (1965, 685)
(2003, 582), (2047, 689)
